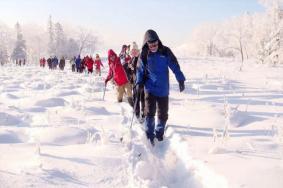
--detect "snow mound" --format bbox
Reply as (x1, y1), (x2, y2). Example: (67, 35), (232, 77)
(134, 160), (153, 180)
(1, 93), (19, 99)
(30, 82), (51, 90)
(35, 98), (67, 107)
(208, 145), (230, 154)
(0, 130), (28, 143)
(57, 90), (80, 97)
(230, 110), (265, 127)
(86, 106), (111, 115)
(24, 107), (46, 113)
(28, 127), (87, 145)
(0, 112), (23, 126)
(6, 84), (22, 89)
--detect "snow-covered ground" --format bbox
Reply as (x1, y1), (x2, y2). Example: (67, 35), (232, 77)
(0, 59), (283, 188)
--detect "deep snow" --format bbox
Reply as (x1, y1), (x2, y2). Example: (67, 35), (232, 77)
(0, 59), (283, 188)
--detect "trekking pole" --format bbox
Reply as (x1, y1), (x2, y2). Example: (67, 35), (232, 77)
(130, 87), (140, 129)
(102, 84), (107, 101)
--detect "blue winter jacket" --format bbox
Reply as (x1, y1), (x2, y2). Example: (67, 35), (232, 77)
(75, 56), (81, 68)
(136, 49), (186, 97)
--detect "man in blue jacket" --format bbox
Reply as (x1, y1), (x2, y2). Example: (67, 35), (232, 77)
(75, 55), (81, 73)
(136, 29), (186, 146)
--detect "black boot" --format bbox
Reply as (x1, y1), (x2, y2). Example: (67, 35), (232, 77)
(156, 135), (163, 142)
(149, 138), (155, 146)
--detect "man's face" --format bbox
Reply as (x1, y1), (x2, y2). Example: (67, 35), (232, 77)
(148, 40), (159, 53)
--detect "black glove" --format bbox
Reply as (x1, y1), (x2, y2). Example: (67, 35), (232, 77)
(179, 80), (185, 92)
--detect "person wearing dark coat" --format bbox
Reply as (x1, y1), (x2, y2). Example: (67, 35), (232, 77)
(71, 56), (76, 72)
(81, 56), (86, 73)
(59, 57), (65, 70)
(52, 56), (59, 69)
(135, 29), (186, 145)
(75, 55), (81, 73)
(47, 57), (52, 69)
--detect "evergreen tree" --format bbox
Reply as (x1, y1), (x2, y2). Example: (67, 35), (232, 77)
(66, 38), (79, 59)
(11, 22), (27, 62)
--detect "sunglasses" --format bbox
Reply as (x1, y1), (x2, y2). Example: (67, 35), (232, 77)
(147, 40), (159, 48)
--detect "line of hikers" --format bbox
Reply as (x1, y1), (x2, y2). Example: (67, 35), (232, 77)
(71, 54), (104, 75)
(39, 56), (65, 70)
(39, 54), (104, 75)
(40, 29), (186, 146)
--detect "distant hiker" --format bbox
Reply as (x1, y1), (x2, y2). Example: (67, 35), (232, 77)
(75, 55), (81, 73)
(136, 29), (186, 145)
(47, 57), (52, 69)
(42, 57), (46, 68)
(81, 56), (86, 73)
(70, 56), (76, 72)
(39, 58), (43, 67)
(59, 57), (65, 70)
(52, 56), (58, 69)
(105, 49), (134, 106)
(86, 56), (94, 74)
(94, 54), (104, 76)
(129, 42), (145, 122)
(19, 59), (22, 66)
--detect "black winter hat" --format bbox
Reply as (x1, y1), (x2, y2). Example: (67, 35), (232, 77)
(143, 30), (160, 44)
(142, 29), (163, 49)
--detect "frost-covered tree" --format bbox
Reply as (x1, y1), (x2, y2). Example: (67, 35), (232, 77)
(0, 44), (8, 65)
(0, 16), (99, 63)
(77, 29), (97, 56)
(222, 13), (253, 68)
(65, 38), (80, 58)
(0, 24), (10, 64)
(54, 22), (67, 57)
(186, 0), (283, 65)
(47, 15), (56, 56)
(256, 0), (282, 64)
(186, 23), (221, 57)
(11, 22), (27, 62)
(21, 23), (49, 64)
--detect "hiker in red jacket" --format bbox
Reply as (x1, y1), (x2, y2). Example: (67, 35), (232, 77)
(39, 58), (43, 67)
(105, 49), (133, 106)
(42, 57), (46, 68)
(86, 56), (94, 74)
(94, 54), (103, 76)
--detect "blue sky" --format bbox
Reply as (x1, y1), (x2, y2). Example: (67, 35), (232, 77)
(0, 0), (264, 50)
